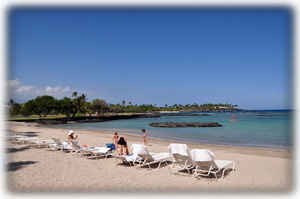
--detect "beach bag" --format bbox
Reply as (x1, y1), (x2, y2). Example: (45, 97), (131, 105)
(106, 143), (115, 150)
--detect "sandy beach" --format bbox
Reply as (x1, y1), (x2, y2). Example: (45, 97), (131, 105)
(3, 121), (295, 196)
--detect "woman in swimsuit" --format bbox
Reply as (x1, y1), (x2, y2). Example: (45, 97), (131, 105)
(66, 130), (82, 148)
(112, 132), (119, 148)
(117, 136), (129, 155)
(67, 130), (78, 147)
(141, 129), (149, 146)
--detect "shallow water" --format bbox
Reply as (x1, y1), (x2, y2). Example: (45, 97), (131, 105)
(48, 110), (293, 150)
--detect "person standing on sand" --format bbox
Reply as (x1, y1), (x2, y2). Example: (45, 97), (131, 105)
(141, 129), (151, 146)
(117, 136), (129, 155)
(112, 132), (119, 148)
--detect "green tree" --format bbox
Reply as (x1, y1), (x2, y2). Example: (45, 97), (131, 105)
(34, 95), (56, 117)
(109, 104), (123, 113)
(21, 95), (56, 117)
(7, 99), (21, 116)
(56, 97), (76, 117)
(72, 93), (88, 116)
(72, 92), (78, 98)
(92, 99), (110, 115)
(85, 102), (93, 116)
(20, 99), (36, 116)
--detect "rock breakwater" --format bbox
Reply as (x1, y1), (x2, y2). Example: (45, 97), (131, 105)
(149, 122), (222, 128)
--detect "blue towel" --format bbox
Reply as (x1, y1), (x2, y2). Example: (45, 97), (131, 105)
(106, 143), (115, 150)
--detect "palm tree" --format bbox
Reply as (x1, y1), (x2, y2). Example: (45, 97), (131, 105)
(72, 92), (78, 98)
(71, 93), (88, 116)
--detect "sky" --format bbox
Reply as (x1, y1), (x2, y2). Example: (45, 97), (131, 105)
(5, 7), (292, 110)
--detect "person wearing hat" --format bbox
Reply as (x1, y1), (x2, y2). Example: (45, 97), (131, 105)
(67, 130), (78, 144)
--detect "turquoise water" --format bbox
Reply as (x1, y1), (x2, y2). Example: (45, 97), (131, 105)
(49, 110), (293, 150)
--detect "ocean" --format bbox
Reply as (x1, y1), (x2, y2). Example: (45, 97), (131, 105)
(48, 110), (293, 150)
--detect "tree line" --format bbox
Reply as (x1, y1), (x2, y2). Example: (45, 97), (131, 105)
(6, 92), (239, 117)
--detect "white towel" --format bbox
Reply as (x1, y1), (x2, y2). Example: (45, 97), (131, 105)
(62, 141), (74, 150)
(190, 149), (214, 161)
(152, 152), (172, 161)
(168, 143), (190, 156)
(131, 144), (149, 155)
(126, 154), (140, 162)
(94, 147), (110, 153)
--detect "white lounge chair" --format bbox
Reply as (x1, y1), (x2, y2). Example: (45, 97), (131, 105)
(167, 143), (195, 174)
(131, 144), (172, 169)
(113, 154), (137, 166)
(51, 137), (73, 152)
(6, 134), (28, 141)
(84, 147), (112, 159)
(28, 139), (55, 148)
(190, 149), (235, 180)
(70, 140), (111, 158)
(13, 137), (42, 145)
(69, 139), (86, 154)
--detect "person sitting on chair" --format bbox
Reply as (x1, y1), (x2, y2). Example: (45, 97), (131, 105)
(67, 130), (78, 147)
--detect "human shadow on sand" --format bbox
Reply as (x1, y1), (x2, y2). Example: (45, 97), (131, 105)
(6, 161), (37, 172)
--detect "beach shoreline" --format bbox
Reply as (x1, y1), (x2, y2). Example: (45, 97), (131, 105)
(32, 122), (292, 159)
(3, 121), (294, 194)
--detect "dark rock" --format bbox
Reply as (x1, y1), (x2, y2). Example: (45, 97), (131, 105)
(35, 120), (67, 124)
(149, 122), (222, 128)
(160, 113), (210, 116)
(77, 118), (105, 123)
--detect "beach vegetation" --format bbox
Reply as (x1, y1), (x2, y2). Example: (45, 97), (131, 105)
(6, 99), (22, 116)
(56, 97), (77, 118)
(20, 95), (56, 117)
(91, 99), (110, 115)
(6, 93), (241, 118)
(72, 93), (88, 117)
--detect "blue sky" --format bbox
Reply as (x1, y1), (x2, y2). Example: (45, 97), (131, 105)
(6, 7), (292, 110)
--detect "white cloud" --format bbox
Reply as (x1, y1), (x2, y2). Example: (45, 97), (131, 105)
(7, 79), (21, 89)
(45, 86), (70, 93)
(45, 87), (54, 93)
(7, 79), (74, 101)
(62, 87), (70, 92)
(16, 85), (37, 93)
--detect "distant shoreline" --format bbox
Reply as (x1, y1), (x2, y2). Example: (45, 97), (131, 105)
(7, 109), (292, 124)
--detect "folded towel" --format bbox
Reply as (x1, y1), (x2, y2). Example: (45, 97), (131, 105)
(131, 144), (149, 155)
(168, 143), (190, 156)
(190, 149), (214, 161)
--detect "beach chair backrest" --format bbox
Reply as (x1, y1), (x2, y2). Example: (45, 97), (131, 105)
(52, 137), (62, 145)
(190, 149), (216, 170)
(70, 139), (81, 149)
(190, 149), (214, 161)
(172, 153), (194, 167)
(131, 144), (154, 162)
(131, 144), (149, 155)
(168, 143), (194, 166)
(168, 143), (190, 156)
